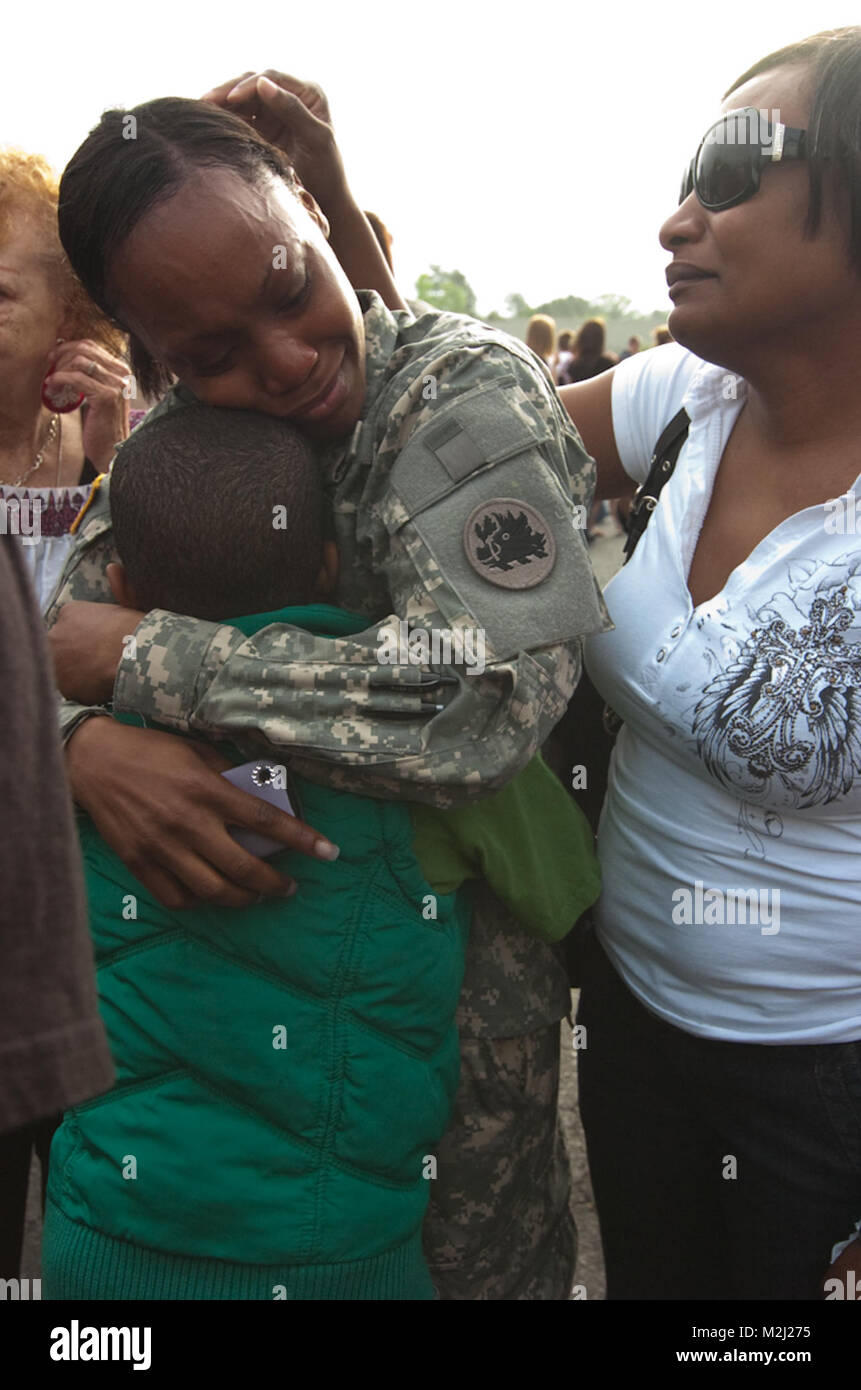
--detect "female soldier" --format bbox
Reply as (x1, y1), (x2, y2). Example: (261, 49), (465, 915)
(47, 75), (608, 1300)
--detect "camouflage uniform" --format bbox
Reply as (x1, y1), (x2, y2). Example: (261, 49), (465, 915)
(47, 292), (610, 1299)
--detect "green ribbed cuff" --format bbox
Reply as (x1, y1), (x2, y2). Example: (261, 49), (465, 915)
(42, 1200), (434, 1301)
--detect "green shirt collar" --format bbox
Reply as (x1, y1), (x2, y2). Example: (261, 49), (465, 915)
(227, 603), (367, 640)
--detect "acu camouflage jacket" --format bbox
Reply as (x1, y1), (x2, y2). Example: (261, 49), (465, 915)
(47, 292), (610, 1034)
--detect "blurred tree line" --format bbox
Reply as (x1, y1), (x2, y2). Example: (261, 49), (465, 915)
(414, 267), (478, 316)
(414, 269), (668, 352)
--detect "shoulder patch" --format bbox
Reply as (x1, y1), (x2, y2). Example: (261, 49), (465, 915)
(463, 499), (556, 589)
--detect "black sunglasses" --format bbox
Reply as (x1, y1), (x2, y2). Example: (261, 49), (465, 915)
(680, 106), (807, 212)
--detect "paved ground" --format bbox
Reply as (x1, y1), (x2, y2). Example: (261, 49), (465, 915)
(21, 531), (625, 1298)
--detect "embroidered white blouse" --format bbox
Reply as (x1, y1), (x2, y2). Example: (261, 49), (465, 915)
(0, 483), (91, 612)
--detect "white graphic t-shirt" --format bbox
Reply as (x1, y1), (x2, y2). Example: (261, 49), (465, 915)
(585, 343), (861, 1042)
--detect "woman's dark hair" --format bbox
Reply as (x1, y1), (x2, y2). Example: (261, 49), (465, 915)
(574, 317), (606, 362)
(58, 98), (299, 398)
(725, 27), (861, 274)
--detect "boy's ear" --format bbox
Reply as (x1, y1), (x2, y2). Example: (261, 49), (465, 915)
(106, 560), (141, 610)
(314, 539), (339, 597)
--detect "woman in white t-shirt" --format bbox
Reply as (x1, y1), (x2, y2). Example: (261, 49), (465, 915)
(560, 27), (861, 1300)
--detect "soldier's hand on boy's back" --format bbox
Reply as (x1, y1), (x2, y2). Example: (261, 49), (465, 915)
(65, 719), (339, 912)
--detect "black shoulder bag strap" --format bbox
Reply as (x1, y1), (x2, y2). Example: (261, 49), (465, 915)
(622, 406), (690, 563)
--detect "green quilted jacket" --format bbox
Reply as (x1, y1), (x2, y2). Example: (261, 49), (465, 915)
(43, 606), (469, 1300)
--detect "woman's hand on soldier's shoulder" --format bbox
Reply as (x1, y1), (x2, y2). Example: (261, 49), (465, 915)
(201, 70), (348, 215)
(201, 70), (408, 313)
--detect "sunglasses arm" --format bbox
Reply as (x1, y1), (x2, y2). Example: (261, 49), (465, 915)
(770, 123), (806, 162)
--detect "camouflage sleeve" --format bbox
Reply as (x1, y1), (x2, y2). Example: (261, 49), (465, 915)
(110, 613), (583, 807)
(43, 485), (122, 744)
(110, 345), (611, 808)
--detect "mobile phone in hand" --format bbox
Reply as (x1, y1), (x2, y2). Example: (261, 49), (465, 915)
(220, 760), (297, 857)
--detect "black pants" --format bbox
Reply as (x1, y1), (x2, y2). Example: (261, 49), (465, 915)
(0, 1115), (59, 1277)
(576, 929), (861, 1300)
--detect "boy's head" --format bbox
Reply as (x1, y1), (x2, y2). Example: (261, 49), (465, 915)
(107, 404), (338, 620)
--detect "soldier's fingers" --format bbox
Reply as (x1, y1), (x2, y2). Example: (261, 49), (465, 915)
(124, 859), (201, 913)
(211, 780), (340, 861)
(182, 825), (300, 905)
(185, 739), (237, 774)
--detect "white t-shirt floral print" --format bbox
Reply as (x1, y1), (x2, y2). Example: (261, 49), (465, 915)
(586, 343), (861, 1042)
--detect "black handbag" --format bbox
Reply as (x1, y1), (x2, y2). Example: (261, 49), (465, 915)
(550, 406), (690, 982)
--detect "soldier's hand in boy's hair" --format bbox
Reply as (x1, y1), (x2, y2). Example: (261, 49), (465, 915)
(201, 70), (346, 214)
(65, 720), (340, 912)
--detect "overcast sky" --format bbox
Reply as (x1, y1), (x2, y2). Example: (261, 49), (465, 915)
(4, 2), (857, 315)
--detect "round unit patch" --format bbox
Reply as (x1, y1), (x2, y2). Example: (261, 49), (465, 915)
(463, 498), (556, 589)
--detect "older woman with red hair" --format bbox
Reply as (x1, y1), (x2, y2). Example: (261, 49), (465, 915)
(0, 149), (130, 609)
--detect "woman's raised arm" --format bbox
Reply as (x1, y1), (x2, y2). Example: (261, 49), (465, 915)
(202, 70), (408, 313)
(558, 370), (635, 502)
